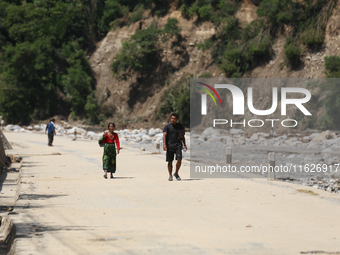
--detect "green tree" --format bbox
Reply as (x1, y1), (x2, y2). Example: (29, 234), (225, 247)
(111, 26), (160, 79)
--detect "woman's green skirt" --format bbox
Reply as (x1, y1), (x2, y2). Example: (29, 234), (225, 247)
(103, 143), (116, 173)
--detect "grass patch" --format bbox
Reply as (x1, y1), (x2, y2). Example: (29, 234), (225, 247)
(296, 189), (319, 196)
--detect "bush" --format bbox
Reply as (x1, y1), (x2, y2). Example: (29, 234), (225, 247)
(248, 38), (271, 61)
(157, 82), (190, 127)
(180, 4), (189, 17)
(219, 61), (238, 76)
(300, 26), (325, 48)
(196, 39), (214, 51)
(199, 72), (211, 78)
(284, 39), (300, 67)
(276, 12), (292, 24)
(218, 0), (239, 16)
(224, 47), (243, 66)
(130, 5), (144, 23)
(324, 55), (340, 78)
(188, 2), (199, 17)
(241, 19), (264, 41)
(100, 0), (124, 32)
(198, 5), (214, 20)
(111, 26), (161, 79)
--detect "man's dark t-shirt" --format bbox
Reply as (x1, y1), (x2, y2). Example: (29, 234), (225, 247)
(163, 123), (185, 149)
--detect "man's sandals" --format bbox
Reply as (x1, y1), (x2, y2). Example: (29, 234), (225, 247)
(174, 173), (181, 181)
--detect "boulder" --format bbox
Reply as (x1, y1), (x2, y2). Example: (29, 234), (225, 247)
(230, 129), (244, 135)
(250, 133), (259, 141)
(312, 130), (335, 143)
(142, 135), (152, 142)
(66, 128), (76, 135)
(33, 125), (43, 131)
(87, 131), (96, 137)
(202, 127), (215, 136)
(148, 131), (161, 136)
(4, 125), (13, 131)
(155, 133), (163, 138)
(322, 148), (333, 154)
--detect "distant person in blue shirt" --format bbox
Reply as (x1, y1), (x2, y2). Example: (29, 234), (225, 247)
(45, 119), (56, 146)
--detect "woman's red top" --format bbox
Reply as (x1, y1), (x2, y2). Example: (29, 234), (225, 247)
(103, 132), (120, 150)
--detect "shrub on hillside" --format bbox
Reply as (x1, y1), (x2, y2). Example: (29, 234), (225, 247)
(130, 5), (144, 24)
(300, 26), (325, 49)
(324, 55), (340, 78)
(241, 19), (264, 41)
(198, 5), (214, 20)
(199, 72), (211, 78)
(248, 38), (271, 61)
(219, 61), (238, 77)
(157, 83), (190, 127)
(284, 39), (300, 67)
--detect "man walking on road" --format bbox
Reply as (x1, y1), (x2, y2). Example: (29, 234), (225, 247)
(45, 119), (56, 146)
(163, 113), (187, 181)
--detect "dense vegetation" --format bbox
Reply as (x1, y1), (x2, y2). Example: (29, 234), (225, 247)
(190, 0), (336, 75)
(0, 0), (339, 127)
(0, 0), (170, 124)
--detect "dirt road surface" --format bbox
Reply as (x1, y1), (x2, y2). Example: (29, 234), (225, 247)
(3, 132), (340, 254)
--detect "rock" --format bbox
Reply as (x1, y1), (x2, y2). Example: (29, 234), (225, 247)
(66, 128), (76, 135)
(310, 133), (320, 138)
(148, 131), (161, 136)
(76, 128), (87, 135)
(250, 133), (259, 141)
(154, 133), (163, 138)
(202, 127), (215, 136)
(307, 141), (318, 149)
(142, 135), (152, 142)
(331, 172), (340, 179)
(312, 130), (336, 143)
(230, 129), (244, 135)
(322, 148), (333, 154)
(134, 137), (142, 142)
(33, 125), (42, 131)
(140, 147), (145, 151)
(120, 129), (131, 135)
(135, 133), (144, 138)
(4, 124), (13, 131)
(87, 131), (96, 137)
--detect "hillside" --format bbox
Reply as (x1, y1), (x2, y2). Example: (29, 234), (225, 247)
(90, 0), (340, 131)
(1, 0), (340, 129)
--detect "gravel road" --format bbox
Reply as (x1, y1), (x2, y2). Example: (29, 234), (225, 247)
(3, 132), (340, 255)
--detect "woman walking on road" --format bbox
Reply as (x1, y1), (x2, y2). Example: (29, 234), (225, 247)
(100, 123), (120, 179)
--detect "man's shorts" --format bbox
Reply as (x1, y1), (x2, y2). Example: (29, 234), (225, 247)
(166, 146), (182, 162)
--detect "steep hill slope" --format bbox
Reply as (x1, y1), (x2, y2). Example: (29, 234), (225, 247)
(90, 1), (340, 131)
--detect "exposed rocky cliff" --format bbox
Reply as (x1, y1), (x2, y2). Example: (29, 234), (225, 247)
(90, 1), (340, 130)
